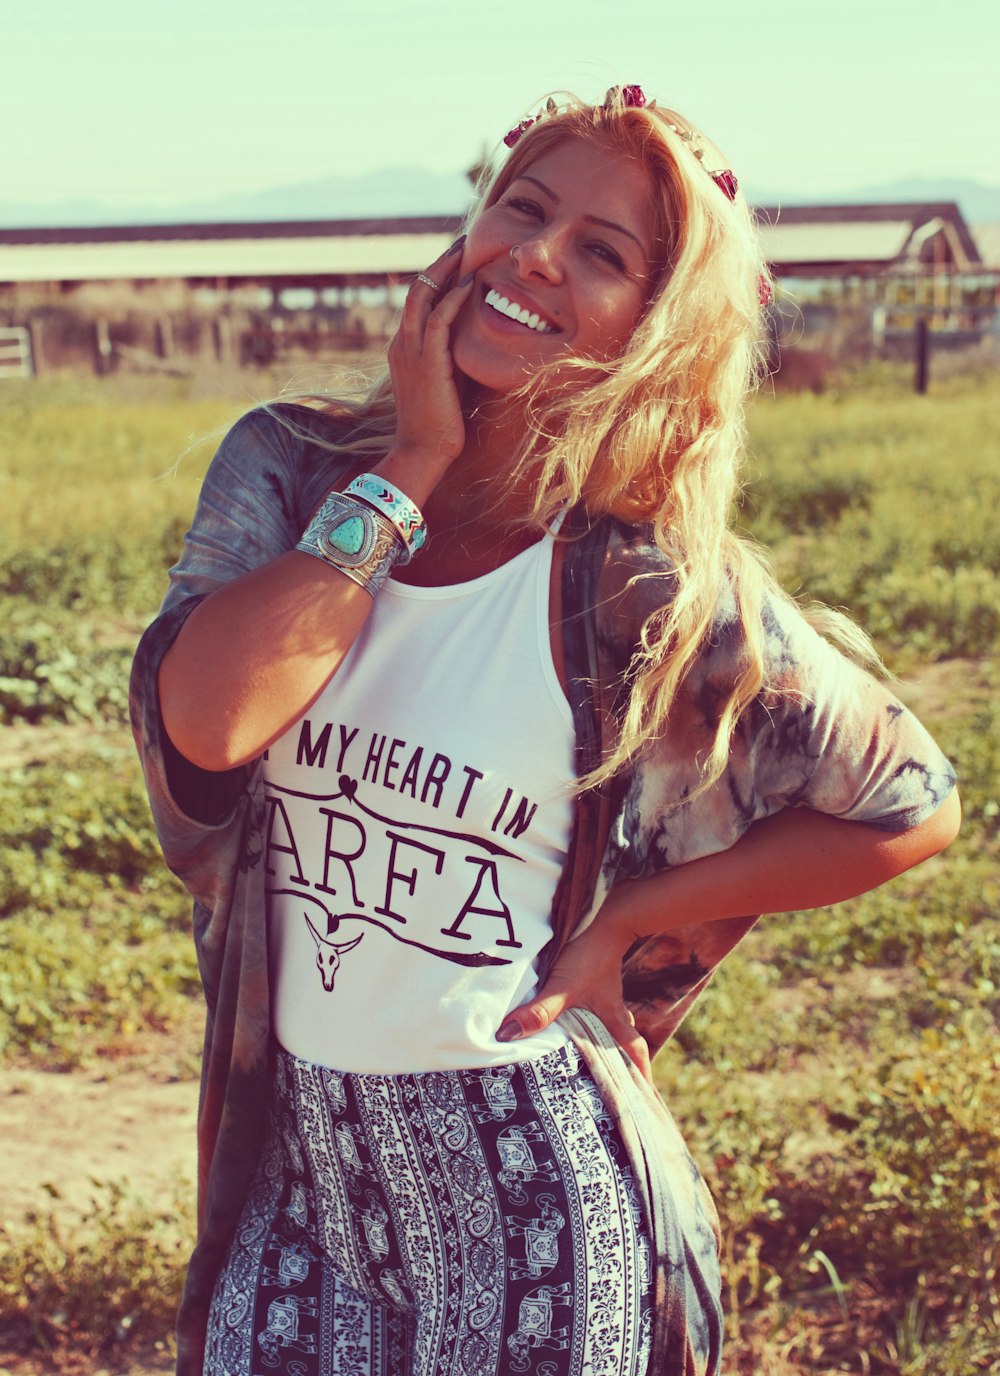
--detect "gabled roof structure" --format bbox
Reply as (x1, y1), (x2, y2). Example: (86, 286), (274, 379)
(971, 222), (1000, 271)
(0, 216), (462, 288)
(0, 203), (988, 290)
(754, 202), (982, 276)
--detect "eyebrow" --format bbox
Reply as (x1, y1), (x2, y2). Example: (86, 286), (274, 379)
(517, 174), (648, 256)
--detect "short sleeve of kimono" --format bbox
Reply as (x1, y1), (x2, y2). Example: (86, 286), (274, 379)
(129, 405), (348, 895)
(737, 594), (957, 831)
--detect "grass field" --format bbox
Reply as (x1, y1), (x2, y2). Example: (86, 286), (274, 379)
(0, 364), (997, 1374)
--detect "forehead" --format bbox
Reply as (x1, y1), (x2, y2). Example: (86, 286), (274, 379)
(511, 138), (656, 248)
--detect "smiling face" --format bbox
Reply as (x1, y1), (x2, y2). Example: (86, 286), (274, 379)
(451, 137), (659, 397)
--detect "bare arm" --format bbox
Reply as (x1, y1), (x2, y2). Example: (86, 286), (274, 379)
(498, 792), (962, 1079)
(157, 550), (374, 770)
(159, 244), (472, 772)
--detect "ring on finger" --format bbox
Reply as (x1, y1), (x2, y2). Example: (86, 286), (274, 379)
(415, 272), (441, 292)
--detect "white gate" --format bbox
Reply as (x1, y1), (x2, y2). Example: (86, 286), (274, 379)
(0, 326), (32, 378)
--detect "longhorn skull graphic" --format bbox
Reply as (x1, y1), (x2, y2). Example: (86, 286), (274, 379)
(304, 915), (363, 991)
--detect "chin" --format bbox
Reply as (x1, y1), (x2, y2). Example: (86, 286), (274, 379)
(452, 343), (533, 399)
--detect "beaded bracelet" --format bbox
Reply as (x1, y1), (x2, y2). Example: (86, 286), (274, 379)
(345, 473), (427, 554)
(296, 491), (405, 597)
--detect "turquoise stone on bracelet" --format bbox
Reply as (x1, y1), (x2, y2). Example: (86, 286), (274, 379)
(328, 515), (367, 555)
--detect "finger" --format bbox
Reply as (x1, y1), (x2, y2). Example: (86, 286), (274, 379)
(405, 236), (466, 304)
(400, 271), (447, 341)
(628, 1034), (654, 1087)
(431, 233), (466, 275)
(496, 987), (569, 1043)
(401, 264), (466, 351)
(613, 1017), (654, 1086)
(423, 273), (475, 334)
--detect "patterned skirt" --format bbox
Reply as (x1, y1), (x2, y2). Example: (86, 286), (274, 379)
(203, 1041), (721, 1375)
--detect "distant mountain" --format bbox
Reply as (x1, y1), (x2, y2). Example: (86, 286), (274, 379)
(1, 169), (998, 231)
(0, 168), (475, 230)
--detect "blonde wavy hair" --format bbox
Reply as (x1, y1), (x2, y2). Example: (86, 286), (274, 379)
(288, 88), (876, 793)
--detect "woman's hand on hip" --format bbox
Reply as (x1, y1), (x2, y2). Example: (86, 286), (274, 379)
(383, 238), (474, 497)
(496, 917), (653, 1086)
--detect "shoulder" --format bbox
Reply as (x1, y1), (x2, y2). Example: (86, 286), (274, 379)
(218, 399), (358, 476)
(579, 515), (847, 722)
(202, 401), (364, 527)
(595, 518), (817, 663)
(575, 516), (681, 646)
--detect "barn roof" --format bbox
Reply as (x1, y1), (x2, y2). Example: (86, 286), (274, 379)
(754, 201), (983, 275)
(972, 222), (1000, 270)
(0, 203), (986, 287)
(0, 216), (462, 286)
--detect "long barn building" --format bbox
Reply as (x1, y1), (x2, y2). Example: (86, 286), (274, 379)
(0, 203), (994, 375)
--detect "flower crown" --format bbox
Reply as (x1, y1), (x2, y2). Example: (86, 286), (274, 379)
(503, 84), (772, 304)
(503, 85), (741, 202)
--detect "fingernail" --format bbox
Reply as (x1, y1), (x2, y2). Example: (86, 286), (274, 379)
(496, 1019), (524, 1043)
(457, 271), (475, 287)
(446, 234), (466, 256)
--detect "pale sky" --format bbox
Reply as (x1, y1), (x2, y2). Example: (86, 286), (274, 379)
(5, 0), (998, 211)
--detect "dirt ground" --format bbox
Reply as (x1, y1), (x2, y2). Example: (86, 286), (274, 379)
(0, 1044), (199, 1376)
(0, 1064), (198, 1223)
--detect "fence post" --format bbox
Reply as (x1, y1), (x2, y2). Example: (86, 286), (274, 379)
(914, 316), (930, 395)
(214, 316), (234, 364)
(28, 319), (43, 375)
(155, 316), (174, 359)
(94, 319), (113, 375)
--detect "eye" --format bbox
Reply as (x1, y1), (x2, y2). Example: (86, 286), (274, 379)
(587, 241), (627, 271)
(503, 195), (544, 220)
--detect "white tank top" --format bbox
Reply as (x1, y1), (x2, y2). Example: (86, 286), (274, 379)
(263, 529), (576, 1072)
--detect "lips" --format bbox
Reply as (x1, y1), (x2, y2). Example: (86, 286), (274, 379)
(483, 287), (559, 334)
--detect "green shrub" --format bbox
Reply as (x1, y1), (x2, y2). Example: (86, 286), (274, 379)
(0, 753), (168, 905)
(793, 1014), (999, 1313)
(0, 752), (196, 1066)
(762, 853), (999, 977)
(0, 1178), (192, 1364)
(0, 598), (135, 725)
(0, 872), (197, 1067)
(746, 377), (1000, 663)
(932, 685), (1000, 839)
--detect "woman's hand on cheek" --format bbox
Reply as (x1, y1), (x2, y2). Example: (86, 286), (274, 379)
(384, 237), (475, 493)
(495, 918), (653, 1086)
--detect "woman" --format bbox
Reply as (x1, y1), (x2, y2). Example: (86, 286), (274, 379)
(132, 87), (959, 1376)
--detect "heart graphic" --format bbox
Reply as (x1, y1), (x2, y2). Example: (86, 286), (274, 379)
(338, 774), (358, 799)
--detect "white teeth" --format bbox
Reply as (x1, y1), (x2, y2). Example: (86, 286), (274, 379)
(485, 288), (554, 333)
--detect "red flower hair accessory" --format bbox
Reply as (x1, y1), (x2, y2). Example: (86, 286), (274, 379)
(711, 169), (739, 202)
(503, 117), (535, 149)
(618, 84), (647, 108)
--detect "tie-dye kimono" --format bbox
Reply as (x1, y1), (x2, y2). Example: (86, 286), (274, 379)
(130, 404), (955, 1375)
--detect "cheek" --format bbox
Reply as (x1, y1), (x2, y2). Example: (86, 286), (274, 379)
(463, 220), (511, 273)
(589, 291), (645, 353)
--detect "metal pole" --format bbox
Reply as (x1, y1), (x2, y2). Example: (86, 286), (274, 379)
(914, 316), (930, 395)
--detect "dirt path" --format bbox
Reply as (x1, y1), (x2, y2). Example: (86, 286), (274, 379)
(0, 1065), (198, 1223)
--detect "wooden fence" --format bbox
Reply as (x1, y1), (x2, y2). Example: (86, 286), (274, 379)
(0, 325), (33, 378)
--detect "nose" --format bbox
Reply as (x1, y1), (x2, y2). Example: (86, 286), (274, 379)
(511, 225), (566, 283)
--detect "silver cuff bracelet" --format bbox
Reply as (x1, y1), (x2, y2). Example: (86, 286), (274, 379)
(295, 491), (406, 597)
